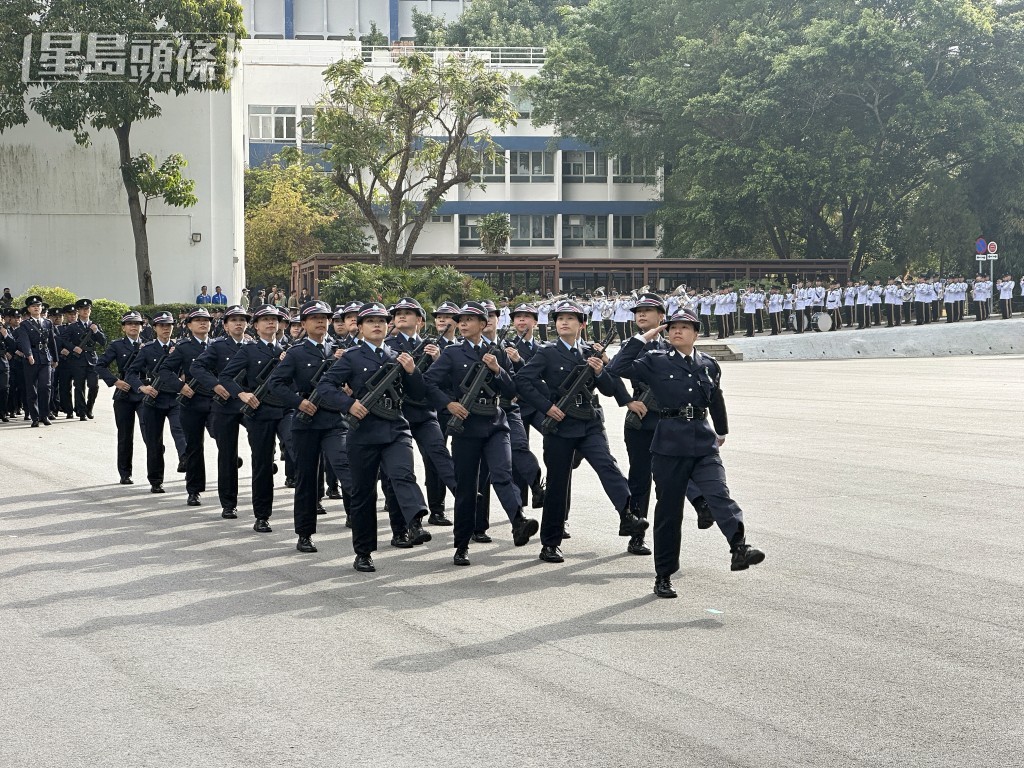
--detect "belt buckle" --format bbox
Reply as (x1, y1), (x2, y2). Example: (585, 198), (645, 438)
(383, 396), (393, 410)
(684, 404), (694, 419)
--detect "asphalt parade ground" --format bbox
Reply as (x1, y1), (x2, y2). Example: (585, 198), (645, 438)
(1, 354), (1021, 767)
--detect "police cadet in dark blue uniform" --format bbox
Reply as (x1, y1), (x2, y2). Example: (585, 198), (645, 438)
(317, 302), (436, 572)
(15, 295), (58, 427)
(62, 298), (107, 421)
(424, 301), (539, 567)
(158, 308), (216, 506)
(506, 302), (547, 508)
(0, 308), (13, 422)
(264, 300), (348, 555)
(609, 308), (765, 598)
(97, 311), (147, 484)
(219, 304), (291, 533)
(515, 299), (647, 563)
(322, 301), (362, 512)
(3, 308), (24, 420)
(54, 305), (77, 418)
(191, 305), (251, 519)
(127, 312), (178, 493)
(383, 296), (456, 526)
(425, 300), (463, 517)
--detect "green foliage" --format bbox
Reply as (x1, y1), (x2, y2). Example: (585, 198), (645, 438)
(319, 264), (495, 310)
(89, 298), (133, 348)
(533, 0), (1024, 275)
(316, 52), (521, 267)
(123, 153), (198, 213)
(14, 285), (76, 309)
(0, 0), (38, 131)
(361, 21), (389, 49)
(131, 303), (201, 319)
(413, 1), (588, 46)
(479, 212), (511, 254)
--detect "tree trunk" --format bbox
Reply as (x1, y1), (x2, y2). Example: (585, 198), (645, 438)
(114, 122), (155, 304)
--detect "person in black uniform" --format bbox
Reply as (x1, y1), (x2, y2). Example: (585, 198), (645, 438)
(383, 297), (456, 526)
(317, 302), (437, 572)
(158, 308), (216, 506)
(15, 295), (58, 427)
(321, 302), (361, 509)
(502, 302), (546, 509)
(0, 308), (12, 422)
(128, 312), (178, 493)
(4, 308), (24, 419)
(264, 300), (350, 554)
(609, 294), (716, 557)
(425, 300), (463, 516)
(219, 304), (290, 532)
(514, 299), (647, 563)
(191, 305), (251, 519)
(97, 311), (147, 483)
(423, 301), (539, 566)
(61, 298), (107, 421)
(609, 308), (766, 598)
(53, 305), (75, 418)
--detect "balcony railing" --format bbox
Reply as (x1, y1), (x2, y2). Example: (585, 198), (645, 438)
(361, 46), (546, 68)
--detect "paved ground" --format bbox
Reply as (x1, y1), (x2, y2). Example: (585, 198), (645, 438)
(1, 355), (1021, 767)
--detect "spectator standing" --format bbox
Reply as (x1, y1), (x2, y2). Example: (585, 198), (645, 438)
(240, 288), (250, 310)
(196, 286), (212, 304)
(1, 288), (12, 308)
(212, 286), (228, 306)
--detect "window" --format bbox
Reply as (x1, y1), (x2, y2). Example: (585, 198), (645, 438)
(510, 215), (555, 247)
(612, 155), (657, 184)
(613, 215), (657, 247)
(562, 215), (608, 247)
(299, 107), (316, 143)
(509, 151), (554, 183)
(249, 105), (297, 142)
(510, 86), (533, 119)
(459, 216), (481, 246)
(562, 150), (607, 183)
(472, 150), (505, 183)
(431, 214), (453, 223)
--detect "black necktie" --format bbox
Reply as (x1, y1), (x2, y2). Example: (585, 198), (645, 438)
(571, 347), (580, 360)
(684, 355), (692, 366)
(315, 343), (325, 357)
(377, 347), (385, 360)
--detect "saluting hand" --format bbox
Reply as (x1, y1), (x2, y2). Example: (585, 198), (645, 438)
(643, 325), (666, 341)
(397, 352), (415, 373)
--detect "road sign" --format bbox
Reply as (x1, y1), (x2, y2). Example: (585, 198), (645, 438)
(976, 254), (987, 261)
(988, 253), (999, 260)
(976, 237), (988, 254)
(987, 241), (998, 254)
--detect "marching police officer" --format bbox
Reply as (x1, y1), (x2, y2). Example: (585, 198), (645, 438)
(424, 301), (539, 566)
(127, 311), (178, 493)
(609, 309), (765, 598)
(15, 295), (58, 427)
(61, 298), (107, 420)
(97, 311), (147, 483)
(514, 299), (647, 563)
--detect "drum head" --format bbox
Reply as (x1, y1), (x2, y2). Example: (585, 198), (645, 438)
(812, 312), (832, 332)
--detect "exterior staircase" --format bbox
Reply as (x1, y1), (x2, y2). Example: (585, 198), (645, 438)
(694, 342), (744, 361)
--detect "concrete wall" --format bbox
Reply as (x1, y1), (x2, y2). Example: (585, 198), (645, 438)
(0, 89), (243, 305)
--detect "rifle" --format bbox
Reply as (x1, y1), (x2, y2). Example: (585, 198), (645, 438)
(71, 322), (101, 358)
(175, 376), (212, 406)
(293, 357), (337, 424)
(445, 328), (512, 437)
(540, 327), (617, 435)
(239, 356), (283, 417)
(111, 346), (142, 403)
(213, 367), (247, 406)
(344, 338), (432, 430)
(624, 383), (658, 430)
(142, 371), (171, 407)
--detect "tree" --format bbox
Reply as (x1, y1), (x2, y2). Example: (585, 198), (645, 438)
(318, 264), (495, 309)
(245, 179), (331, 290)
(5, 0), (246, 304)
(413, 1), (589, 47)
(479, 211), (510, 253)
(316, 51), (520, 268)
(533, 0), (1024, 274)
(0, 0), (39, 131)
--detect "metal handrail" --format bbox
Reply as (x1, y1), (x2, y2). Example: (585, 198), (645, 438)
(361, 46), (546, 67)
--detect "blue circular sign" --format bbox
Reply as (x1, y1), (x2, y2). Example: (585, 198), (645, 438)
(975, 237), (988, 254)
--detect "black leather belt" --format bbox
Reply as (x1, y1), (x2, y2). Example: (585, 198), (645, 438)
(659, 406), (707, 420)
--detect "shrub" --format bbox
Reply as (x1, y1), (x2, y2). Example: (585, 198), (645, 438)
(14, 285), (76, 309)
(319, 264), (495, 311)
(131, 303), (201, 319)
(90, 299), (133, 348)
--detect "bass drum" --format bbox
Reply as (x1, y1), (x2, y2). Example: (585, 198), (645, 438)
(811, 311), (832, 332)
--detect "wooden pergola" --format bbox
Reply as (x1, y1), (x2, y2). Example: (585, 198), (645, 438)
(292, 253), (852, 298)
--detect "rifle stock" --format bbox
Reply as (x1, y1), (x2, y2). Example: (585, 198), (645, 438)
(540, 328), (617, 435)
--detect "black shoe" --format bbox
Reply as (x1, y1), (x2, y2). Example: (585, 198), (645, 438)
(618, 511), (649, 537)
(628, 536), (651, 556)
(296, 536), (317, 553)
(119, 477), (134, 485)
(40, 418), (51, 426)
(409, 518), (432, 545)
(31, 420), (39, 427)
(221, 508), (237, 519)
(731, 543), (766, 571)
(471, 531), (492, 543)
(354, 554), (375, 572)
(694, 497), (714, 530)
(150, 484), (165, 494)
(315, 503), (326, 515)
(177, 460), (186, 473)
(79, 414), (88, 421)
(0, 416), (8, 423)
(65, 413), (74, 420)
(86, 410), (94, 419)
(531, 479), (546, 509)
(512, 514), (539, 547)
(253, 518), (272, 533)
(345, 514), (352, 529)
(453, 546), (470, 566)
(390, 531), (414, 549)
(427, 511), (453, 526)
(326, 485), (341, 499)
(186, 494), (201, 506)
(539, 545), (564, 563)
(654, 575), (677, 598)
(284, 476), (296, 488)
